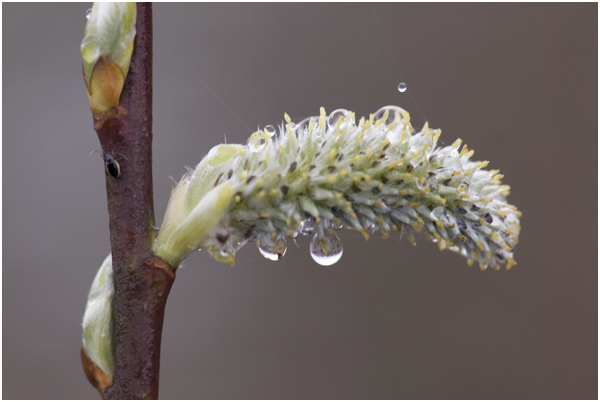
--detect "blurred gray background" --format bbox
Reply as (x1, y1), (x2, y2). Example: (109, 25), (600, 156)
(3, 3), (597, 399)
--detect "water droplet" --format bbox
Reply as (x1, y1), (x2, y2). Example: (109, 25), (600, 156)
(264, 125), (276, 137)
(298, 219), (316, 236)
(310, 230), (343, 266)
(327, 109), (349, 130)
(85, 8), (92, 19)
(295, 117), (316, 137)
(247, 132), (269, 152)
(257, 239), (287, 261)
(374, 105), (409, 126)
(332, 220), (344, 230)
(398, 82), (407, 92)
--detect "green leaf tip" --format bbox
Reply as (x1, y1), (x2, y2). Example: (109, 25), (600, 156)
(156, 106), (521, 270)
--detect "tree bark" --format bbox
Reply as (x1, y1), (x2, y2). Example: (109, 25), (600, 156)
(86, 4), (174, 399)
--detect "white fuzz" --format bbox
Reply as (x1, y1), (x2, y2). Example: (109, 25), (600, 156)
(155, 106), (521, 270)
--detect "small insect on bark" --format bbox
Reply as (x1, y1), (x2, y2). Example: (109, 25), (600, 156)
(104, 153), (121, 178)
(90, 150), (124, 178)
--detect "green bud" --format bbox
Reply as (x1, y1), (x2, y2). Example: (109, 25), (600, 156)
(81, 2), (136, 113)
(82, 254), (114, 381)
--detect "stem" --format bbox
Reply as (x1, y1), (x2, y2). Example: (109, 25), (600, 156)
(86, 4), (174, 399)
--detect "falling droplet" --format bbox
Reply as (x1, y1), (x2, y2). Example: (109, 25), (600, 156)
(257, 239), (287, 261)
(85, 8), (92, 19)
(398, 82), (407, 92)
(327, 109), (349, 130)
(298, 219), (316, 236)
(310, 230), (343, 266)
(264, 125), (276, 137)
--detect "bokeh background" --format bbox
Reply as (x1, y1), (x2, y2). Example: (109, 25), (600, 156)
(3, 3), (597, 399)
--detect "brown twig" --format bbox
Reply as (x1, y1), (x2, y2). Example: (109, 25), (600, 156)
(84, 4), (175, 399)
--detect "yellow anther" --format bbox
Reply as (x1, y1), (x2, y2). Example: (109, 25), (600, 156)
(479, 219), (487, 226)
(352, 176), (361, 183)
(479, 262), (486, 271)
(327, 176), (338, 183)
(284, 113), (291, 123)
(286, 230), (295, 238)
(435, 220), (444, 229)
(487, 250), (493, 260)
(350, 212), (357, 220)
(491, 232), (499, 241)
(423, 186), (430, 193)
(387, 160), (399, 169)
(346, 201), (352, 209)
(270, 232), (277, 239)
(419, 177), (426, 184)
(399, 190), (408, 195)
(467, 258), (474, 266)
(334, 193), (343, 199)
(403, 173), (412, 179)
(407, 234), (416, 246)
(320, 107), (326, 117)
(478, 198), (493, 203)
(286, 218), (292, 227)
(235, 195), (241, 203)
(408, 202), (420, 207)
(256, 178), (264, 187)
(378, 182), (384, 190)
(473, 250), (480, 259)
(269, 189), (277, 196)
(257, 190), (266, 199)
(452, 139), (462, 149)
(329, 149), (337, 159)
(453, 170), (462, 176)
(364, 174), (372, 181)
(302, 172), (308, 180)
(381, 139), (390, 148)
(240, 171), (248, 180)
(416, 217), (424, 226)
(410, 151), (421, 160)
(465, 169), (471, 176)
(260, 212), (270, 218)
(339, 169), (349, 176)
(366, 150), (373, 157)
(439, 198), (446, 205)
(465, 150), (474, 158)
(458, 234), (467, 242)
(460, 145), (468, 156)
(315, 217), (321, 224)
(375, 201), (384, 209)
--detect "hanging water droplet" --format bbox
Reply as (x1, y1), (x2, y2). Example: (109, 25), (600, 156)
(264, 125), (276, 137)
(309, 230), (343, 266)
(398, 82), (407, 92)
(298, 219), (316, 236)
(257, 239), (287, 261)
(85, 8), (92, 19)
(332, 219), (344, 230)
(327, 109), (349, 130)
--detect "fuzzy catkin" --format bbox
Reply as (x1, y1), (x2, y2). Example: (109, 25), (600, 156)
(158, 106), (521, 270)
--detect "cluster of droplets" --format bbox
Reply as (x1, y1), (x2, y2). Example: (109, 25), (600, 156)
(255, 218), (344, 266)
